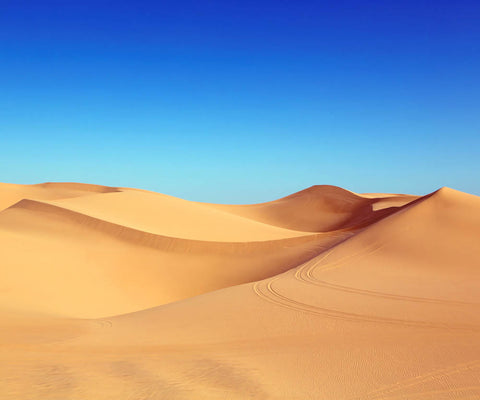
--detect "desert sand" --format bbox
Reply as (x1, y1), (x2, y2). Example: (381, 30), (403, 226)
(1, 182), (479, 399)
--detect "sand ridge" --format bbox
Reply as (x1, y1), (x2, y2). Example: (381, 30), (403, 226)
(210, 185), (418, 231)
(1, 182), (479, 399)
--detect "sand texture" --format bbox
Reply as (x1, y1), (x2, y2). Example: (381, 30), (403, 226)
(1, 182), (479, 399)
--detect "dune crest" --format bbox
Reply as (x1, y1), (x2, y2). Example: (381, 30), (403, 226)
(211, 184), (418, 232)
(1, 182), (479, 399)
(0, 181), (119, 211)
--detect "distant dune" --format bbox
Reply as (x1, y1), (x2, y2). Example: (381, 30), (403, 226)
(212, 185), (418, 231)
(1, 182), (479, 399)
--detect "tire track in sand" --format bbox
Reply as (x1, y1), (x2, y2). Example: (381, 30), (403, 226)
(294, 244), (478, 306)
(253, 277), (480, 330)
(253, 228), (480, 329)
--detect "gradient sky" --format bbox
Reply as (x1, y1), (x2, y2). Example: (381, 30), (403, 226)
(1, 0), (479, 203)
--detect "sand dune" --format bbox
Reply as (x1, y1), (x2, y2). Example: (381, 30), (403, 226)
(43, 189), (314, 241)
(211, 185), (417, 231)
(0, 184), (352, 317)
(1, 182), (479, 399)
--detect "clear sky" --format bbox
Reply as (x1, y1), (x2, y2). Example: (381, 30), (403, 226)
(1, 0), (479, 203)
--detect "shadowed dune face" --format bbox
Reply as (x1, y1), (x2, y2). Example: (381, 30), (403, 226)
(1, 182), (479, 399)
(211, 185), (418, 232)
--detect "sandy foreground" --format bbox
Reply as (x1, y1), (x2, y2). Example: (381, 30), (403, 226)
(1, 182), (479, 399)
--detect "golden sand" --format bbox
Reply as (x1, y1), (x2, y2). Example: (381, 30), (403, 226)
(1, 182), (479, 399)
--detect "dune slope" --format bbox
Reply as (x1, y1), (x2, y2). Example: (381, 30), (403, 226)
(1, 183), (479, 399)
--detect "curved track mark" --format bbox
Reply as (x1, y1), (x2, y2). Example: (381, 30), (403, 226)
(253, 278), (480, 331)
(294, 242), (478, 306)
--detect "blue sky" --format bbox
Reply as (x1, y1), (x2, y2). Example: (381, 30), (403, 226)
(1, 0), (479, 203)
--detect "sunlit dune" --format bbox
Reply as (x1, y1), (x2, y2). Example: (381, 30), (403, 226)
(1, 182), (479, 399)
